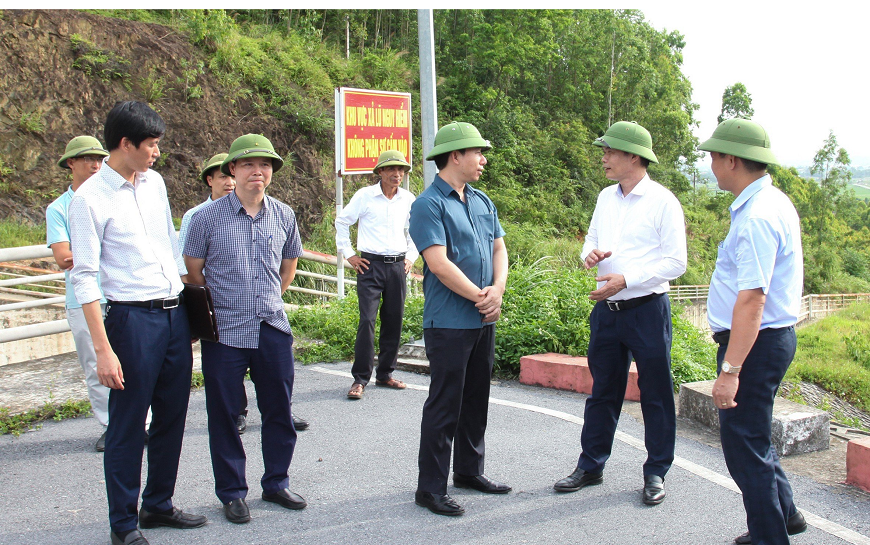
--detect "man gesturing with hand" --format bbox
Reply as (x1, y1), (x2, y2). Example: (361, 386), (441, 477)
(553, 121), (686, 507)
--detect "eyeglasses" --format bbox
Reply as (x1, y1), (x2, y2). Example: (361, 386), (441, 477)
(73, 156), (104, 164)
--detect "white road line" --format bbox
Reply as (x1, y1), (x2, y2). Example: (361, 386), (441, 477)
(308, 366), (870, 544)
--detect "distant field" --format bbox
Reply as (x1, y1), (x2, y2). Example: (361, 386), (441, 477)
(851, 184), (870, 198)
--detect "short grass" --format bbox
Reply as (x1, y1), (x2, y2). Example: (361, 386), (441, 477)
(0, 218), (45, 248)
(850, 184), (870, 199)
(787, 302), (870, 413)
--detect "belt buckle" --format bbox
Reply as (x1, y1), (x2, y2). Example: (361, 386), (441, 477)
(383, 255), (398, 264)
(161, 296), (180, 309)
(606, 300), (621, 311)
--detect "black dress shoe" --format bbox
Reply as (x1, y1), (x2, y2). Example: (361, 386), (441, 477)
(733, 510), (807, 544)
(236, 414), (247, 434)
(262, 488), (307, 510)
(642, 474), (666, 505)
(292, 414), (309, 431)
(224, 498), (251, 524)
(95, 431), (107, 452)
(453, 473), (512, 494)
(110, 529), (149, 545)
(414, 490), (465, 516)
(138, 506), (207, 529)
(553, 468), (604, 492)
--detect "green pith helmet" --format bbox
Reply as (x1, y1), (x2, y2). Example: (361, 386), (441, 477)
(592, 121), (659, 164)
(425, 122), (492, 160)
(221, 134), (284, 175)
(57, 135), (109, 169)
(374, 150), (411, 174)
(199, 153), (229, 184)
(699, 118), (779, 166)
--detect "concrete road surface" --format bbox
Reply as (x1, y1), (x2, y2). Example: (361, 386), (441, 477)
(1, 361), (869, 545)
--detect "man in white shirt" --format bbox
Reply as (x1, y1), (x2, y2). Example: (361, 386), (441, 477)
(69, 101), (206, 545)
(553, 121), (687, 506)
(335, 149), (418, 399)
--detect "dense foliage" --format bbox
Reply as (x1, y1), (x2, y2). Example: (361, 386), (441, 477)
(85, 9), (870, 293)
(291, 260), (717, 389)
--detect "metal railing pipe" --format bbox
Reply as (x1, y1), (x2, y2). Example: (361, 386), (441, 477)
(0, 319), (70, 343)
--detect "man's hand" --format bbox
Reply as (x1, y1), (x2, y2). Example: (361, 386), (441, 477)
(476, 285), (504, 322)
(588, 273), (626, 301)
(712, 372), (739, 410)
(482, 306), (501, 324)
(404, 258), (413, 274)
(348, 255), (370, 274)
(584, 249), (612, 269)
(96, 348), (125, 390)
(61, 256), (74, 270)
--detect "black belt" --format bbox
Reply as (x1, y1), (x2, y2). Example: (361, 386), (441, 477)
(604, 292), (663, 311)
(108, 294), (184, 310)
(361, 251), (405, 264)
(712, 330), (730, 345)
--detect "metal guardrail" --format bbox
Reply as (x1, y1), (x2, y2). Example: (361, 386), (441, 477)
(0, 244), (367, 343)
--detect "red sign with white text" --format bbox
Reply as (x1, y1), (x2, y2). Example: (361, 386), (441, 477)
(339, 88), (412, 175)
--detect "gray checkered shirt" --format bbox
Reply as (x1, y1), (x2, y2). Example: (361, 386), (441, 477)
(184, 192), (303, 349)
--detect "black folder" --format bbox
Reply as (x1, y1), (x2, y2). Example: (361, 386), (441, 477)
(183, 283), (219, 342)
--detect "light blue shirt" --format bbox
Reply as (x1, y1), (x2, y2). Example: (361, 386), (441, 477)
(179, 196), (213, 253)
(707, 175), (803, 332)
(45, 186), (105, 309)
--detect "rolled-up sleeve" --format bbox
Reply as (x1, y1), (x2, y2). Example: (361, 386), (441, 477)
(68, 195), (104, 305)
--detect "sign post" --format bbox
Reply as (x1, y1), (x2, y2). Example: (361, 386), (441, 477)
(334, 87), (413, 297)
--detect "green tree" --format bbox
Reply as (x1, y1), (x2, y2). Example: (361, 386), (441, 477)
(717, 82), (754, 123)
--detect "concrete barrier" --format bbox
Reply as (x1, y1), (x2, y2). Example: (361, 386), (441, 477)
(679, 380), (830, 456)
(519, 353), (640, 401)
(846, 436), (870, 493)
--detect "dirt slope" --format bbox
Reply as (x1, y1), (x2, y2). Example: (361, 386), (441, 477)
(0, 10), (330, 234)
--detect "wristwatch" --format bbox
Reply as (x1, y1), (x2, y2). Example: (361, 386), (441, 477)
(721, 361), (742, 375)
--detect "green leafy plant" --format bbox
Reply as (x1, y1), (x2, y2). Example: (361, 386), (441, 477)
(139, 68), (173, 104)
(70, 33), (131, 87)
(18, 110), (45, 134)
(176, 58), (205, 101)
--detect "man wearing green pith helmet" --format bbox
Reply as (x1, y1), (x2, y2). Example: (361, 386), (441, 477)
(409, 122), (510, 517)
(702, 119), (806, 545)
(184, 134), (307, 524)
(46, 136), (111, 452)
(553, 121), (687, 507)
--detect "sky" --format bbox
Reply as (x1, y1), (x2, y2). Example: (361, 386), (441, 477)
(641, 3), (870, 168)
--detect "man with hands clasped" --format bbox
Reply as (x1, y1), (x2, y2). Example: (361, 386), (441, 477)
(554, 121), (687, 507)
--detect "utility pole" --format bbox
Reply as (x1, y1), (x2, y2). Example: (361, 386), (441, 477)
(418, 9), (438, 189)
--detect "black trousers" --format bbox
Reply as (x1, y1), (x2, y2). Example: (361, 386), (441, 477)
(201, 324), (297, 504)
(103, 303), (193, 534)
(718, 327), (797, 545)
(578, 294), (676, 478)
(351, 259), (407, 385)
(417, 326), (495, 494)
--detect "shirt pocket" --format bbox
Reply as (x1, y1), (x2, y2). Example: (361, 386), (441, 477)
(475, 211), (496, 244)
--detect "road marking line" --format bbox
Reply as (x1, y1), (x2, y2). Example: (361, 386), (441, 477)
(308, 366), (870, 544)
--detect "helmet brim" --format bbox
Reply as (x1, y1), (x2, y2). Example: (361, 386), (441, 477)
(699, 137), (779, 166)
(593, 136), (658, 164)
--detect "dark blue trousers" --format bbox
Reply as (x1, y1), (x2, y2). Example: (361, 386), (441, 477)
(418, 326), (495, 494)
(201, 324), (297, 504)
(352, 259), (407, 385)
(578, 294), (676, 477)
(103, 303), (193, 534)
(718, 326), (797, 545)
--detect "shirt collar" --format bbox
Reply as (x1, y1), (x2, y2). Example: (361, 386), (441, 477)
(614, 173), (651, 198)
(101, 162), (152, 190)
(65, 185), (75, 197)
(228, 191), (270, 216)
(730, 174), (771, 213)
(433, 175), (475, 200)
